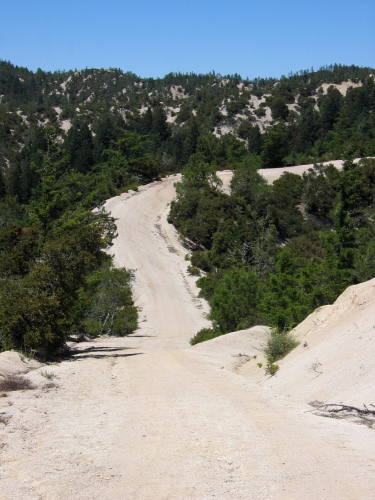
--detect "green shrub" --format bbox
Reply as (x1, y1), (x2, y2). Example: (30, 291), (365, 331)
(187, 265), (201, 276)
(190, 327), (222, 345)
(119, 183), (139, 193)
(254, 107), (266, 117)
(111, 307), (138, 336)
(265, 329), (299, 362)
(78, 264), (138, 337)
(190, 250), (214, 273)
(265, 362), (279, 376)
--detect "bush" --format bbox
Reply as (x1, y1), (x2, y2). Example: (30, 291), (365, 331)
(79, 264), (138, 337)
(187, 265), (201, 276)
(190, 327), (222, 345)
(254, 107), (266, 117)
(265, 362), (279, 376)
(111, 307), (138, 336)
(0, 375), (37, 391)
(208, 268), (261, 333)
(265, 329), (299, 363)
(190, 250), (214, 273)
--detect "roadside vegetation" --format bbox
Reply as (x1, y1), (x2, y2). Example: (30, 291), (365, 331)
(171, 156), (375, 344)
(0, 128), (139, 359)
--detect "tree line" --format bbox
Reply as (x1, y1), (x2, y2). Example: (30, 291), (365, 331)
(0, 127), (139, 358)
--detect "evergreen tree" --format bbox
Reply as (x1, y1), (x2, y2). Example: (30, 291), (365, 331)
(270, 97), (289, 121)
(138, 107), (153, 135)
(152, 107), (170, 149)
(209, 268), (262, 332)
(184, 119), (200, 160)
(0, 169), (5, 198)
(65, 120), (94, 173)
(29, 128), (70, 232)
(260, 124), (289, 168)
(93, 115), (118, 163)
(247, 125), (263, 155)
(318, 87), (343, 133)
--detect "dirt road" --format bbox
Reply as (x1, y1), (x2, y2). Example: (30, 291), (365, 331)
(1, 171), (374, 499)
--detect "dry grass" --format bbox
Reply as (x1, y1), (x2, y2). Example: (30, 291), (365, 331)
(0, 374), (37, 392)
(43, 382), (59, 391)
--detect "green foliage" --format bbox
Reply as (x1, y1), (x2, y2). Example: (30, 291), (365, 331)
(270, 172), (304, 238)
(265, 362), (279, 376)
(209, 268), (262, 333)
(93, 114), (124, 163)
(0, 225), (136, 356)
(189, 327), (222, 345)
(27, 128), (70, 232)
(265, 329), (299, 363)
(180, 153), (222, 190)
(302, 163), (340, 221)
(258, 244), (350, 330)
(230, 156), (269, 203)
(270, 97), (289, 121)
(0, 225), (40, 278)
(168, 153), (229, 249)
(260, 124), (289, 168)
(1, 61), (375, 184)
(196, 134), (223, 164)
(187, 265), (201, 276)
(254, 107), (266, 117)
(0, 276), (67, 356)
(185, 155), (375, 343)
(169, 187), (232, 250)
(77, 264), (137, 337)
(0, 129), (138, 357)
(65, 119), (94, 173)
(318, 87), (343, 132)
(0, 169), (6, 199)
(40, 370), (58, 380)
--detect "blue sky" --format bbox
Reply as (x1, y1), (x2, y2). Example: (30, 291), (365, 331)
(1, 0), (374, 79)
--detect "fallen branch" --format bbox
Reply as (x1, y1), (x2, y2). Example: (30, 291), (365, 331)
(310, 402), (375, 416)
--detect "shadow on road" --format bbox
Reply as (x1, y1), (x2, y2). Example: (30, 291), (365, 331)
(69, 345), (144, 360)
(128, 334), (152, 338)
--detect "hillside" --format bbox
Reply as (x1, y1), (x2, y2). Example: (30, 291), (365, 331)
(1, 61), (374, 177)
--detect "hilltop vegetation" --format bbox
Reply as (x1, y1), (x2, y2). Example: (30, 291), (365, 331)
(1, 61), (374, 173)
(0, 61), (374, 355)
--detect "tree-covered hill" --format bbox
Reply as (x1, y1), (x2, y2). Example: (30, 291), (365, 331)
(1, 61), (374, 175)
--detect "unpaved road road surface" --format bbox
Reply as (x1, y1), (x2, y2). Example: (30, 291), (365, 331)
(1, 168), (374, 499)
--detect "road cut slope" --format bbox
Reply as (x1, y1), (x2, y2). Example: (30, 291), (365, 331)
(1, 170), (374, 500)
(239, 278), (375, 406)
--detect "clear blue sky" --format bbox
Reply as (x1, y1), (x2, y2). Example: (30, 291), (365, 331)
(1, 0), (374, 79)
